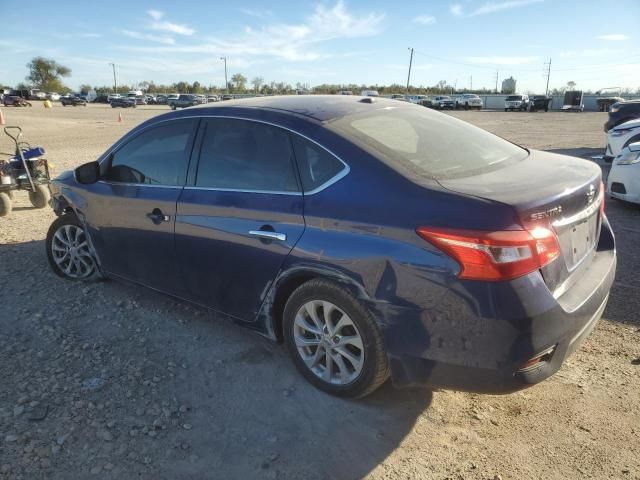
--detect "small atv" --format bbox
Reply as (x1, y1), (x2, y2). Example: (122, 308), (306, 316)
(0, 126), (52, 217)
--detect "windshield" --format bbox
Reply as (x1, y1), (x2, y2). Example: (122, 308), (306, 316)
(506, 95), (523, 101)
(329, 106), (527, 180)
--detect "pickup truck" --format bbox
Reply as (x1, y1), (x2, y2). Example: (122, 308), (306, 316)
(169, 94), (200, 110)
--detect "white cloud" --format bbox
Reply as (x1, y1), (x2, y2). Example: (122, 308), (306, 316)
(123, 1), (384, 62)
(150, 21), (195, 36)
(147, 10), (164, 20)
(452, 0), (543, 17)
(596, 34), (629, 41)
(121, 30), (175, 45)
(464, 55), (541, 65)
(450, 4), (463, 16)
(413, 15), (436, 25)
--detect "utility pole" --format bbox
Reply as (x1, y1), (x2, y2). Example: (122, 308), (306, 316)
(220, 57), (228, 93)
(544, 58), (552, 96)
(108, 63), (117, 94)
(406, 47), (414, 94)
(495, 70), (499, 93)
(470, 75), (473, 91)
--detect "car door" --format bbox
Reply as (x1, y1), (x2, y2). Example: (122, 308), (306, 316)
(84, 118), (198, 294)
(175, 118), (305, 322)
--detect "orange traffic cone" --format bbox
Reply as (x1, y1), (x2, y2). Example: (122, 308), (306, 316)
(118, 112), (123, 123)
(0, 108), (5, 126)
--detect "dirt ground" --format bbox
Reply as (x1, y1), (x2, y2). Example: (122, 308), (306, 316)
(0, 104), (639, 480)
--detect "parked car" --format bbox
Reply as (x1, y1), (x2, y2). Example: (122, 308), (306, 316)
(93, 94), (110, 103)
(504, 94), (530, 111)
(360, 90), (379, 97)
(34, 91), (47, 100)
(607, 142), (640, 204)
(603, 118), (640, 163)
(61, 95), (87, 107)
(47, 92), (61, 101)
(3, 95), (32, 107)
(406, 95), (428, 104)
(604, 100), (640, 132)
(455, 94), (483, 110)
(107, 94), (122, 103)
(45, 96), (616, 398)
(169, 94), (199, 110)
(155, 95), (168, 105)
(127, 94), (146, 105)
(166, 94), (180, 104)
(110, 97), (136, 108)
(337, 90), (353, 95)
(221, 94), (233, 101)
(194, 95), (207, 105)
(206, 95), (219, 103)
(597, 96), (624, 112)
(430, 95), (455, 109)
(144, 94), (156, 105)
(530, 95), (552, 112)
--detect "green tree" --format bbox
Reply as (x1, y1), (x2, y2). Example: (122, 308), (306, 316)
(231, 73), (247, 92)
(566, 80), (576, 91)
(251, 76), (264, 93)
(79, 84), (93, 94)
(26, 57), (71, 92)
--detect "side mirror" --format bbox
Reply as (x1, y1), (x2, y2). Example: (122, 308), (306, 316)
(74, 161), (100, 185)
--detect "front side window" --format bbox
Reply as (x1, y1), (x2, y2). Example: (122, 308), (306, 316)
(195, 119), (299, 192)
(104, 119), (196, 185)
(291, 135), (346, 192)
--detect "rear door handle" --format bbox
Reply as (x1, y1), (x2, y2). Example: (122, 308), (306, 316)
(146, 208), (170, 225)
(248, 230), (287, 242)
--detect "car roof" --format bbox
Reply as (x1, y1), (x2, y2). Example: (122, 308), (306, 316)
(167, 95), (419, 122)
(615, 118), (640, 130)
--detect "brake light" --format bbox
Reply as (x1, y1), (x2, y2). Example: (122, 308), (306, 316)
(416, 226), (560, 281)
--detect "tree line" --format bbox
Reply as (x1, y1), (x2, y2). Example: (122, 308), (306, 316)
(4, 57), (640, 97)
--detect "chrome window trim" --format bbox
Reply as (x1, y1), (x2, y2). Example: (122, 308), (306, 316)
(97, 114), (350, 196)
(97, 180), (184, 189)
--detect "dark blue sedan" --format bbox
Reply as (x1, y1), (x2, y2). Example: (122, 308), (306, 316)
(47, 96), (616, 398)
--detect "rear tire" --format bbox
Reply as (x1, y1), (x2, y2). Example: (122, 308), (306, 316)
(29, 184), (51, 209)
(0, 192), (12, 217)
(283, 279), (390, 398)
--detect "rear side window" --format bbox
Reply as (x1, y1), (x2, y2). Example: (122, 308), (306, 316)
(105, 119), (196, 185)
(330, 107), (527, 180)
(291, 135), (346, 192)
(196, 119), (299, 192)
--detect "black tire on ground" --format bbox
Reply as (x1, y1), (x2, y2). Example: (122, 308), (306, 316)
(171, 104), (176, 110)
(504, 108), (508, 111)
(283, 278), (390, 398)
(29, 184), (51, 209)
(62, 103), (66, 107)
(46, 213), (97, 280)
(111, 104), (116, 108)
(464, 103), (469, 110)
(0, 192), (12, 217)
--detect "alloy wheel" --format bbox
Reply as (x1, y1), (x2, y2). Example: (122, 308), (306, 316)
(51, 224), (95, 279)
(293, 300), (365, 385)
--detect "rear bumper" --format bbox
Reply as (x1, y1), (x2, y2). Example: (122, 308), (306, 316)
(376, 217), (616, 394)
(607, 165), (640, 205)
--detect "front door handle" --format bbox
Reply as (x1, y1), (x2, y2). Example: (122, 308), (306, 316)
(146, 208), (170, 225)
(248, 230), (287, 242)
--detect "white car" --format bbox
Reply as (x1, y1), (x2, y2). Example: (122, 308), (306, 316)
(47, 92), (61, 101)
(406, 95), (428, 104)
(607, 142), (640, 204)
(456, 94), (483, 110)
(504, 94), (530, 111)
(360, 90), (379, 97)
(604, 118), (640, 163)
(107, 93), (122, 103)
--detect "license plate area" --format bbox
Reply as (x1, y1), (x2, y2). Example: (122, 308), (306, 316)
(555, 212), (599, 271)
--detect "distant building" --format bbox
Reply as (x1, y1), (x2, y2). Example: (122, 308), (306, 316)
(501, 77), (516, 94)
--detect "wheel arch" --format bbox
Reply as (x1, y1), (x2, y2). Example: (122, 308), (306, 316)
(261, 264), (370, 343)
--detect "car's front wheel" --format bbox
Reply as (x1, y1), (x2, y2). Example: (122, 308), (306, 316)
(46, 214), (97, 280)
(283, 279), (390, 398)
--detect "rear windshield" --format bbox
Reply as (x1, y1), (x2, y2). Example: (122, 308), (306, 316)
(329, 106), (527, 180)
(506, 95), (523, 101)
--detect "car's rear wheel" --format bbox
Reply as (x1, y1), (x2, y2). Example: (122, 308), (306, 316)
(283, 279), (389, 398)
(0, 192), (12, 217)
(46, 214), (97, 280)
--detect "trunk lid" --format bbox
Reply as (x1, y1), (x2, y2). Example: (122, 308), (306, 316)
(437, 150), (603, 292)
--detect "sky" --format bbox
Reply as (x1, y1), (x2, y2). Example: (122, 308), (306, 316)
(1, 0), (638, 93)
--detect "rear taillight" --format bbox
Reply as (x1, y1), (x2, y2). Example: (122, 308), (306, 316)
(416, 226), (560, 281)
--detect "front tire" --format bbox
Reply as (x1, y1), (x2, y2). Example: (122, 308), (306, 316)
(29, 184), (51, 209)
(46, 214), (97, 280)
(283, 279), (390, 398)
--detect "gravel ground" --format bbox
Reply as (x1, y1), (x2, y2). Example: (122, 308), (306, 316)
(0, 104), (639, 480)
